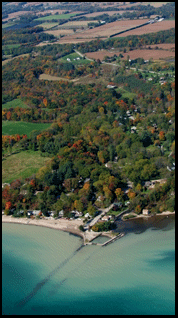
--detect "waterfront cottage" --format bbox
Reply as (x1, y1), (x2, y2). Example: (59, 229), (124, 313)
(75, 211), (83, 217)
(142, 209), (150, 215)
(49, 211), (56, 217)
(84, 212), (91, 218)
(32, 210), (41, 216)
(58, 210), (64, 217)
(101, 215), (111, 221)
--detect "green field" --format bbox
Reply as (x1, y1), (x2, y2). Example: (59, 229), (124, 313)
(35, 13), (77, 21)
(2, 150), (50, 183)
(2, 121), (52, 137)
(2, 98), (30, 109)
(59, 52), (91, 65)
(2, 21), (16, 29)
(116, 87), (137, 100)
(2, 44), (21, 49)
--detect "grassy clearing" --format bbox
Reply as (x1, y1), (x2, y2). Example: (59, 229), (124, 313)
(2, 121), (51, 137)
(2, 21), (16, 28)
(2, 98), (30, 109)
(2, 150), (50, 183)
(59, 52), (91, 65)
(116, 87), (137, 100)
(35, 13), (77, 21)
(2, 44), (21, 49)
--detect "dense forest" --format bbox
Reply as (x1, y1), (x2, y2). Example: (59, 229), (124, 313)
(2, 3), (175, 223)
(2, 57), (175, 218)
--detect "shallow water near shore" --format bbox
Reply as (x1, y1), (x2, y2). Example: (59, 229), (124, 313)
(2, 217), (175, 315)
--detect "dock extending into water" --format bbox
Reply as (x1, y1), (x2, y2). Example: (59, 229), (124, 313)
(84, 232), (125, 246)
(101, 233), (125, 246)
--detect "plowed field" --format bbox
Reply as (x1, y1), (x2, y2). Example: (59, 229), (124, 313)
(85, 48), (175, 61)
(114, 20), (175, 37)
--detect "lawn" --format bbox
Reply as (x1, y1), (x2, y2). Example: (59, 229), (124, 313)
(2, 150), (50, 183)
(2, 98), (30, 109)
(59, 52), (91, 65)
(2, 121), (52, 137)
(35, 13), (78, 21)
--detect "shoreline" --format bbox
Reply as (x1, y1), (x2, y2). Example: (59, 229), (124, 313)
(2, 211), (175, 243)
(122, 211), (175, 221)
(2, 215), (84, 240)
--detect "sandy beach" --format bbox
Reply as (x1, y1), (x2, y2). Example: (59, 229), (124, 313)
(2, 215), (84, 239)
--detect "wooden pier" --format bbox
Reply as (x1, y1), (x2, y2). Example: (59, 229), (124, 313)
(101, 233), (125, 246)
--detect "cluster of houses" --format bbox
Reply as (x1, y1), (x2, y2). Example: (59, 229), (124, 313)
(148, 16), (164, 24)
(144, 178), (167, 190)
(67, 57), (80, 62)
(2, 207), (83, 219)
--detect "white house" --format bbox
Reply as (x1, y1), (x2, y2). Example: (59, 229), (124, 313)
(84, 212), (91, 218)
(48, 211), (56, 217)
(101, 215), (111, 221)
(32, 210), (41, 216)
(75, 211), (83, 217)
(142, 209), (150, 215)
(58, 210), (64, 217)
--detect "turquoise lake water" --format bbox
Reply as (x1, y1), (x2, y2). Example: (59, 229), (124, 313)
(2, 220), (175, 315)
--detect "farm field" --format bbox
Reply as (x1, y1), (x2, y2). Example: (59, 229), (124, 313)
(144, 2), (171, 7)
(2, 10), (30, 22)
(59, 20), (99, 27)
(39, 74), (73, 82)
(2, 150), (50, 183)
(39, 73), (90, 83)
(44, 29), (74, 36)
(120, 49), (175, 61)
(81, 11), (127, 17)
(56, 37), (97, 44)
(2, 44), (21, 49)
(36, 9), (69, 16)
(2, 121), (52, 137)
(48, 18), (149, 41)
(144, 43), (175, 50)
(84, 50), (120, 61)
(35, 13), (78, 21)
(116, 2), (169, 9)
(84, 47), (174, 61)
(2, 53), (30, 66)
(37, 22), (59, 29)
(2, 99), (30, 110)
(2, 21), (16, 29)
(114, 19), (175, 37)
